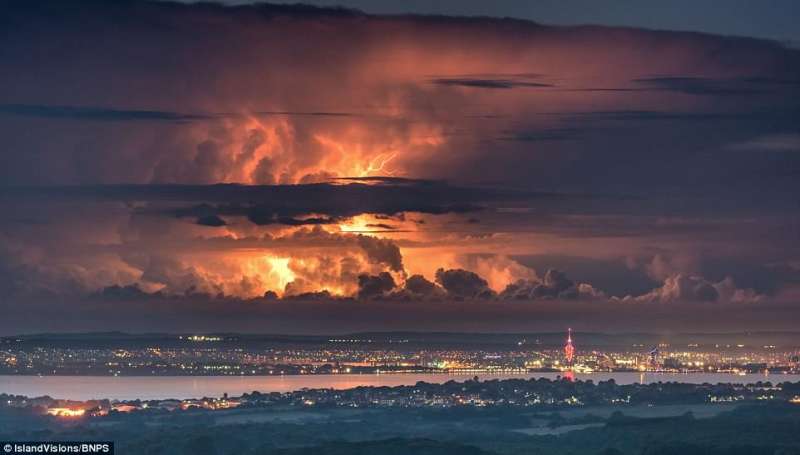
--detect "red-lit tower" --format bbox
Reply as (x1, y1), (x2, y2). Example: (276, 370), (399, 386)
(564, 328), (575, 365)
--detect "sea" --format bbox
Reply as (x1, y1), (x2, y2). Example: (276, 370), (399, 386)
(2, 371), (798, 401)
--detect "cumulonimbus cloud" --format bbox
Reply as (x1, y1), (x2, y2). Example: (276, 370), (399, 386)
(0, 0), (796, 328)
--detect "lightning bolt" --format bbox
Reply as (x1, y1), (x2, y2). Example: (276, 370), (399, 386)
(361, 152), (398, 177)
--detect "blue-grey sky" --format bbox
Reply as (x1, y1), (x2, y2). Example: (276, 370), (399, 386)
(211, 0), (800, 44)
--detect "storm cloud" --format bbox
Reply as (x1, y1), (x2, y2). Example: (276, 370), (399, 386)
(0, 0), (798, 333)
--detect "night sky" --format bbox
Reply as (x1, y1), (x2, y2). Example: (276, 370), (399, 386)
(1, 0), (798, 334)
(254, 0), (800, 44)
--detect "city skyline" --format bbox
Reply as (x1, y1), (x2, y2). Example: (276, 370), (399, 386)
(4, 328), (798, 379)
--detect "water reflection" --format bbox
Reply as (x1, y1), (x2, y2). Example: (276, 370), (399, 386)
(2, 372), (798, 401)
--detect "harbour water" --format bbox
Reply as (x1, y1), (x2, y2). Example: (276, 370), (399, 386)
(1, 371), (797, 401)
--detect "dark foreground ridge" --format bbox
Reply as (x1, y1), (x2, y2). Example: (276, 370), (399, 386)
(4, 376), (800, 413)
(2, 378), (800, 455)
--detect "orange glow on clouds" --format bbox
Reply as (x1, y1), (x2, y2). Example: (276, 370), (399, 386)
(264, 257), (295, 292)
(3, 4), (791, 306)
(177, 114), (446, 185)
(313, 134), (400, 178)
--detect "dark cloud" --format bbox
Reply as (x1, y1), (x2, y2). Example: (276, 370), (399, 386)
(550, 109), (796, 122)
(3, 179), (484, 204)
(195, 215), (226, 227)
(364, 223), (396, 230)
(5, 180), (547, 226)
(402, 274), (441, 298)
(430, 78), (553, 89)
(499, 269), (604, 300)
(0, 104), (362, 123)
(512, 255), (655, 297)
(0, 104), (216, 122)
(622, 273), (763, 304)
(631, 76), (798, 96)
(247, 214), (340, 227)
(282, 290), (335, 301)
(435, 268), (494, 299)
(357, 272), (396, 299)
(357, 236), (403, 272)
(98, 284), (152, 300)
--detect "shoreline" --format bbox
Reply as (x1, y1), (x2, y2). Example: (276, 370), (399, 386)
(2, 371), (797, 401)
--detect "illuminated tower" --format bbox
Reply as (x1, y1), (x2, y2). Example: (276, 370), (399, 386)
(649, 346), (660, 370)
(564, 328), (575, 365)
